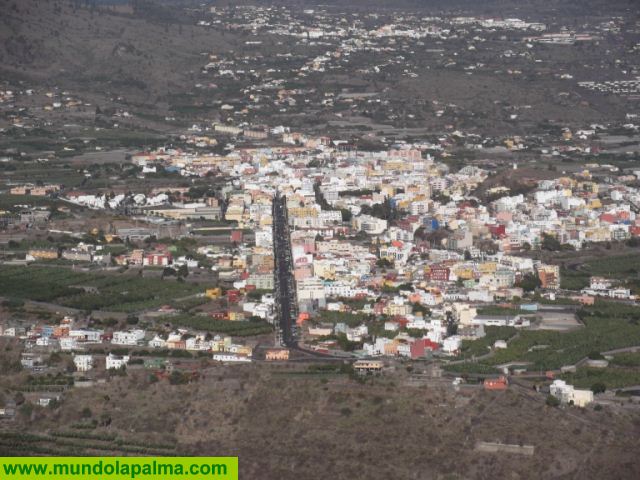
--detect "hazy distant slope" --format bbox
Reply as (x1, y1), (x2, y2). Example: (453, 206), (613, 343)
(0, 0), (235, 98)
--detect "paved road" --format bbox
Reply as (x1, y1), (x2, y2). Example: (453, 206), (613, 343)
(272, 194), (297, 348)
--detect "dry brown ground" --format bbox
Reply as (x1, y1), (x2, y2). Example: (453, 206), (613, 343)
(7, 364), (640, 480)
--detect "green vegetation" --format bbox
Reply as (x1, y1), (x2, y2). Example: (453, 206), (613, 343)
(0, 430), (175, 456)
(560, 367), (640, 390)
(316, 310), (373, 328)
(476, 306), (522, 316)
(442, 362), (500, 375)
(560, 268), (591, 290)
(560, 253), (640, 291)
(25, 373), (74, 388)
(546, 395), (560, 407)
(519, 273), (542, 292)
(160, 313), (273, 336)
(452, 301), (640, 371)
(169, 296), (210, 311)
(541, 233), (574, 252)
(457, 326), (517, 360)
(0, 194), (62, 211)
(338, 189), (377, 197)
(0, 266), (200, 313)
(610, 352), (640, 367)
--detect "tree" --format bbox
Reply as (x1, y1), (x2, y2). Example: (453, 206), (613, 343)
(169, 370), (189, 385)
(412, 303), (430, 316)
(520, 273), (541, 292)
(19, 403), (33, 418)
(446, 311), (458, 336)
(177, 264), (189, 278)
(162, 267), (176, 278)
(541, 233), (562, 251)
(546, 395), (560, 407)
(591, 382), (606, 394)
(376, 258), (393, 268)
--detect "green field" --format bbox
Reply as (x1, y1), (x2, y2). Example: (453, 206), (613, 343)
(560, 367), (640, 390)
(452, 301), (640, 373)
(0, 431), (176, 456)
(0, 194), (63, 211)
(610, 351), (640, 367)
(159, 313), (273, 336)
(442, 362), (501, 375)
(456, 326), (517, 360)
(561, 253), (640, 291)
(0, 265), (200, 313)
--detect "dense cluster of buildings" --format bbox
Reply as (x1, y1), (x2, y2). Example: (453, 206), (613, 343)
(105, 128), (639, 358)
(4, 315), (255, 373)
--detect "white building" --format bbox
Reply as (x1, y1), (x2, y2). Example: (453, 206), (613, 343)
(549, 380), (594, 407)
(185, 335), (211, 351)
(105, 353), (130, 370)
(442, 335), (462, 354)
(111, 329), (145, 346)
(148, 335), (167, 349)
(59, 337), (79, 351)
(69, 329), (103, 343)
(353, 214), (388, 235)
(212, 353), (251, 363)
(73, 354), (94, 372)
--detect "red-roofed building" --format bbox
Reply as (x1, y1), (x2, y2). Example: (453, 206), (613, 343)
(488, 224), (506, 238)
(144, 252), (172, 267)
(484, 376), (508, 390)
(410, 340), (425, 359)
(599, 213), (616, 224)
(423, 339), (440, 351)
(429, 266), (450, 282)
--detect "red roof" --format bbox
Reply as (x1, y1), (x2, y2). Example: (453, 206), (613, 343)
(599, 213), (616, 224)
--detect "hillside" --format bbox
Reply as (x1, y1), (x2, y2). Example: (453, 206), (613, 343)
(0, 0), (235, 101)
(4, 364), (640, 479)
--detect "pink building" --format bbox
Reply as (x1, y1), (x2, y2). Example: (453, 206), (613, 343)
(144, 252), (172, 266)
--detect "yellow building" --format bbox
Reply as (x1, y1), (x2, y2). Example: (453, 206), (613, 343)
(205, 288), (222, 299)
(383, 341), (399, 356)
(232, 256), (246, 269)
(453, 267), (475, 280)
(478, 262), (498, 274)
(585, 228), (610, 242)
(28, 248), (59, 260)
(224, 204), (245, 222)
(265, 349), (290, 361)
(288, 207), (319, 218)
(578, 181), (598, 195)
(587, 198), (602, 209)
(228, 311), (245, 321)
(313, 261), (336, 280)
(383, 160), (411, 172)
(234, 345), (252, 356)
(384, 304), (412, 316)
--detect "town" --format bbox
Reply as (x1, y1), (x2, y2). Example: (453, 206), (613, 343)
(0, 0), (639, 477)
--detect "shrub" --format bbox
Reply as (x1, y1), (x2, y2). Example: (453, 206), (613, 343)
(546, 395), (560, 407)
